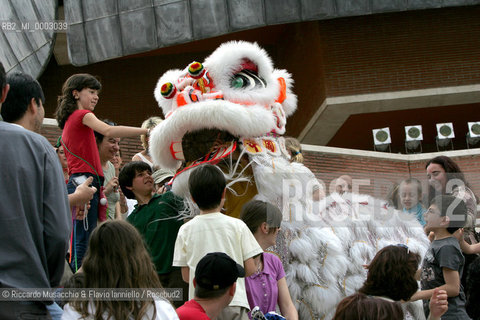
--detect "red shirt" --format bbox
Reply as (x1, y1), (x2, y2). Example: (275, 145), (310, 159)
(176, 299), (210, 320)
(62, 110), (103, 178)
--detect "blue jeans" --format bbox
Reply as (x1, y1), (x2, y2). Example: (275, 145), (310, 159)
(67, 173), (103, 272)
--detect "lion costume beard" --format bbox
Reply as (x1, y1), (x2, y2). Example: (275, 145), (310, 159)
(150, 41), (428, 319)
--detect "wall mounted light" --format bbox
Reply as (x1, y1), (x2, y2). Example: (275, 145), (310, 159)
(436, 122), (454, 151)
(405, 125), (423, 153)
(466, 121), (480, 148)
(372, 127), (391, 152)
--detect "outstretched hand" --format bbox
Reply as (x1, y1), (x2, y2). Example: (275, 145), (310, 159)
(429, 288), (448, 320)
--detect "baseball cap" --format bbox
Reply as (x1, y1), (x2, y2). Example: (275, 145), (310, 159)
(152, 168), (175, 184)
(195, 252), (245, 290)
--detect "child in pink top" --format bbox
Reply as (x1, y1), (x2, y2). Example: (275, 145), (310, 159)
(240, 200), (298, 320)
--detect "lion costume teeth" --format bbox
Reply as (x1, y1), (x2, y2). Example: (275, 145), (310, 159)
(150, 41), (428, 319)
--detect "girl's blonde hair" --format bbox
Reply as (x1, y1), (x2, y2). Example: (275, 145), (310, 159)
(141, 116), (163, 149)
(55, 74), (101, 129)
(285, 136), (304, 163)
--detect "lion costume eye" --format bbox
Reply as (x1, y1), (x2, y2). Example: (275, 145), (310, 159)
(230, 70), (266, 90)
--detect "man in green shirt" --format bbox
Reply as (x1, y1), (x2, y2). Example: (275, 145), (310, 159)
(119, 161), (187, 307)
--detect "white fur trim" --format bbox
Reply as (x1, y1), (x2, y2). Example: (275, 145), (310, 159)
(289, 237), (318, 264)
(149, 100), (276, 169)
(304, 285), (343, 316)
(344, 274), (366, 296)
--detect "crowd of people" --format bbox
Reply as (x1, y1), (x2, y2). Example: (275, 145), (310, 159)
(0, 62), (479, 320)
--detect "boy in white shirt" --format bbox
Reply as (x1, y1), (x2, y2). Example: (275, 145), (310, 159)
(173, 164), (263, 320)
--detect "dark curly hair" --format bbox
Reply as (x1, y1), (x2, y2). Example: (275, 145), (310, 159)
(55, 74), (101, 129)
(359, 245), (420, 301)
(334, 292), (404, 320)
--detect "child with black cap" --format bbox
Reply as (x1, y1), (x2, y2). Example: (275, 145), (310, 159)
(177, 252), (245, 319)
(173, 164), (263, 320)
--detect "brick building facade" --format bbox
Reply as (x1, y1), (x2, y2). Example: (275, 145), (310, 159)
(38, 4), (480, 201)
(42, 120), (480, 202)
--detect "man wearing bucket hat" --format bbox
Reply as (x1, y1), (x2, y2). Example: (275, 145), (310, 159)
(177, 252), (245, 320)
(152, 167), (176, 194)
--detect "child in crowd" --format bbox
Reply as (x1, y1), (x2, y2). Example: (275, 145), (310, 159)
(176, 252), (244, 320)
(386, 182), (400, 209)
(132, 116), (163, 169)
(172, 164), (263, 320)
(119, 161), (188, 307)
(54, 73), (147, 271)
(398, 178), (426, 226)
(240, 200), (298, 320)
(284, 136), (303, 163)
(62, 220), (178, 320)
(412, 195), (470, 319)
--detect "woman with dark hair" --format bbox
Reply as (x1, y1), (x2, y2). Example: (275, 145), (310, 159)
(359, 245), (423, 319)
(360, 245), (451, 320)
(62, 220), (178, 320)
(425, 156), (478, 244)
(360, 245), (421, 302)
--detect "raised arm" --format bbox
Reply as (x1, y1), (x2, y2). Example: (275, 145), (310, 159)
(83, 112), (147, 137)
(455, 229), (480, 254)
(411, 267), (460, 301)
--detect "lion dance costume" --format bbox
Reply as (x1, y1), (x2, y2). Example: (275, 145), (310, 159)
(150, 41), (428, 319)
